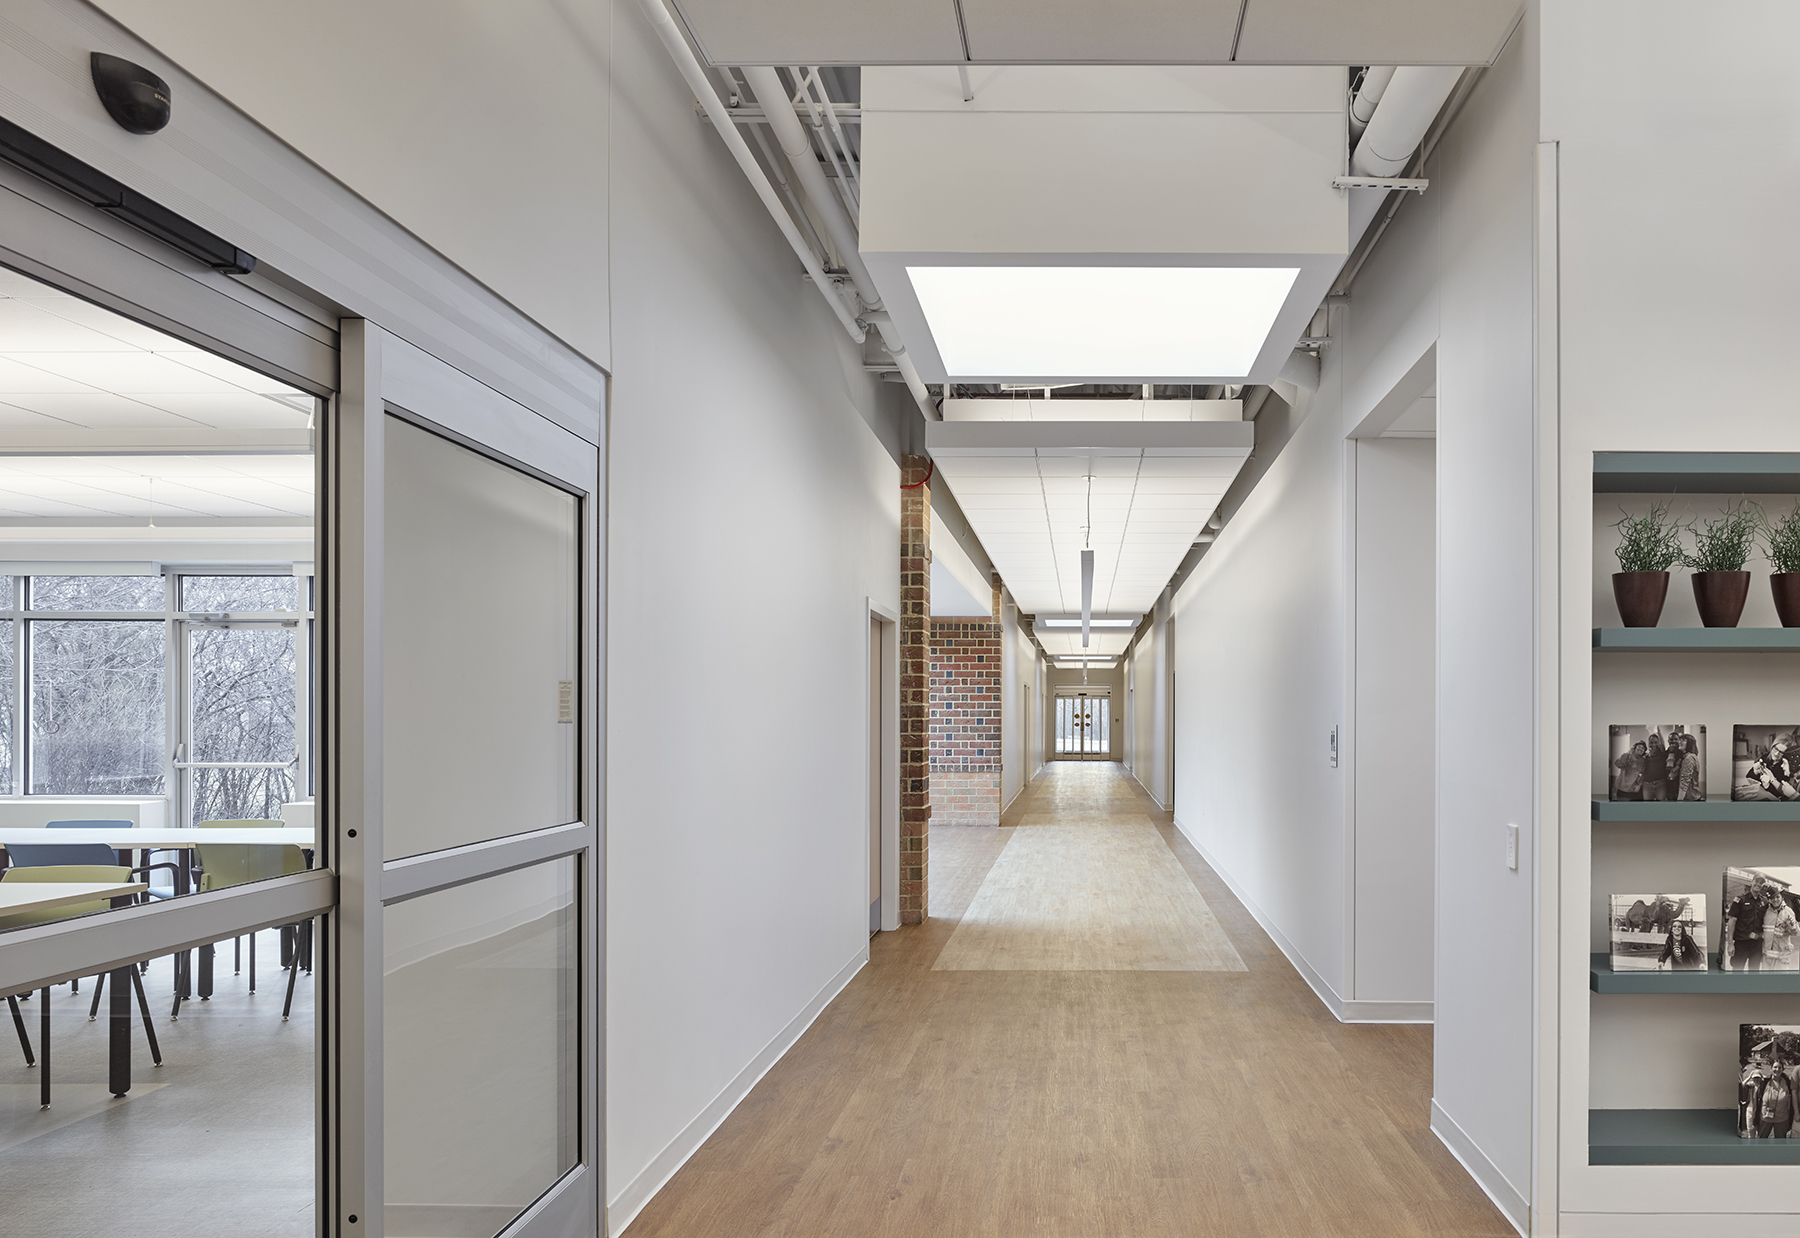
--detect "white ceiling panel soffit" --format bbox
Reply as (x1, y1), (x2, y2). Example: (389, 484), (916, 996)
(859, 67), (1348, 386)
(925, 420), (1250, 621)
(670, 0), (1522, 66)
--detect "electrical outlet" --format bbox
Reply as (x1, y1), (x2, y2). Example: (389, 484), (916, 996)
(1329, 726), (1339, 768)
(1506, 823), (1519, 871)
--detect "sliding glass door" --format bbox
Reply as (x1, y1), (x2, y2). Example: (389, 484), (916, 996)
(327, 323), (601, 1238)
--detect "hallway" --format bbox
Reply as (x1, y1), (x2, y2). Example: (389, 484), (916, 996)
(626, 764), (1510, 1237)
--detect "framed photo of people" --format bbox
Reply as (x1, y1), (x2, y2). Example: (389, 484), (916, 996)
(1741, 1025), (1800, 1139)
(1733, 725), (1800, 802)
(1608, 893), (1707, 971)
(1608, 723), (1706, 802)
(1723, 867), (1800, 972)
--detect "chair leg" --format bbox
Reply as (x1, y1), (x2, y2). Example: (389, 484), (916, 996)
(233, 936), (241, 975)
(70, 976), (78, 995)
(129, 968), (163, 1066)
(88, 973), (105, 1022)
(7, 994), (33, 1067)
(282, 934), (301, 1021)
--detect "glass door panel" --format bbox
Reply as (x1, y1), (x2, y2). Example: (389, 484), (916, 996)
(383, 858), (578, 1236)
(382, 416), (579, 861)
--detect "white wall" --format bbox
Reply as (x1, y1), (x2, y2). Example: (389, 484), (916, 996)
(1425, 18), (1539, 1229)
(999, 595), (1039, 809)
(90, 0), (613, 366)
(1171, 381), (1348, 999)
(603, 4), (901, 1232)
(1350, 439), (1436, 1007)
(1543, 0), (1800, 1225)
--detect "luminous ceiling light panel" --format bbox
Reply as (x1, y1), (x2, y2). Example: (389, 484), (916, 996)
(907, 266), (1300, 378)
(1041, 619), (1136, 628)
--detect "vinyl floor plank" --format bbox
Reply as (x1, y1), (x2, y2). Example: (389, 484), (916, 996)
(623, 763), (1513, 1238)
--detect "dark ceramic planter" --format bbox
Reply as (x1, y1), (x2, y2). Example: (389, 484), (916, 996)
(1774, 573), (1800, 628)
(1693, 570), (1752, 628)
(1613, 571), (1670, 628)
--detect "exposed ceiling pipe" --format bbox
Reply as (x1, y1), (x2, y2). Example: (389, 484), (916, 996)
(633, 0), (866, 345)
(741, 65), (939, 422)
(1346, 65), (1464, 246)
(1347, 66), (1395, 140)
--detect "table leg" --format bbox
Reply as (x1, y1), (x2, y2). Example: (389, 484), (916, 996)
(109, 965), (132, 1097)
(39, 986), (49, 1109)
(199, 943), (214, 999)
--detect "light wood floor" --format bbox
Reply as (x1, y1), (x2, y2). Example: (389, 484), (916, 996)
(624, 762), (1511, 1237)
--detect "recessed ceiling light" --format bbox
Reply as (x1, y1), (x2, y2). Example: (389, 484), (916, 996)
(1041, 619), (1137, 628)
(906, 266), (1299, 378)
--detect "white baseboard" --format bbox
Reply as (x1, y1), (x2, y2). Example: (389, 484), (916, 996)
(1431, 1100), (1530, 1237)
(606, 948), (868, 1236)
(1173, 816), (1433, 1026)
(1129, 769), (1168, 811)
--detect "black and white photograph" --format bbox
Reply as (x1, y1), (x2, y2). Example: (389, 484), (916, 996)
(1608, 724), (1707, 802)
(1723, 868), (1800, 971)
(1608, 894), (1707, 970)
(1741, 1026), (1800, 1138)
(1735, 725), (1800, 802)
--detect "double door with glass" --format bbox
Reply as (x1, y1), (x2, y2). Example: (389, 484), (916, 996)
(1055, 693), (1110, 759)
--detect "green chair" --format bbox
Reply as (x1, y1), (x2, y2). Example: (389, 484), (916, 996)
(193, 842), (312, 1020)
(0, 865), (163, 1103)
(194, 819), (286, 997)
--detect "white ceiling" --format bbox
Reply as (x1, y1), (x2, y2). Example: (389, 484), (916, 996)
(0, 455), (313, 520)
(1036, 628), (1133, 658)
(927, 422), (1250, 618)
(0, 267), (314, 434)
(672, 0), (1522, 65)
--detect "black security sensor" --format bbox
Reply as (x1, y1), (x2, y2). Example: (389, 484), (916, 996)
(91, 52), (171, 134)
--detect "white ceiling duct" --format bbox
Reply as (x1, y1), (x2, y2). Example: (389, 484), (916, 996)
(1347, 66), (1395, 139)
(1346, 65), (1464, 245)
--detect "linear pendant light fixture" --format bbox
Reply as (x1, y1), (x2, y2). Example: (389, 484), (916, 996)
(1080, 549), (1094, 648)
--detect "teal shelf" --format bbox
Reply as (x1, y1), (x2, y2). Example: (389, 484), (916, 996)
(1595, 451), (1800, 494)
(1589, 953), (1800, 994)
(1590, 1109), (1800, 1164)
(1594, 627), (1800, 652)
(1592, 797), (1800, 823)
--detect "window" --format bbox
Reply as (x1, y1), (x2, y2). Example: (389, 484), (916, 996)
(29, 618), (167, 796)
(0, 573), (311, 807)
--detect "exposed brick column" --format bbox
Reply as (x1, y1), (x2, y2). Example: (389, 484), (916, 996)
(991, 572), (1003, 619)
(899, 455), (932, 924)
(929, 618), (1003, 826)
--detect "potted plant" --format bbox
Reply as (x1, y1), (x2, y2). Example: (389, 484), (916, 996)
(1611, 503), (1684, 627)
(1763, 501), (1800, 627)
(1684, 499), (1761, 628)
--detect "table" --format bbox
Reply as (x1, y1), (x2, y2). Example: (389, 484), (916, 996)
(0, 879), (147, 916)
(0, 827), (315, 848)
(0, 827), (318, 1014)
(0, 880), (153, 1104)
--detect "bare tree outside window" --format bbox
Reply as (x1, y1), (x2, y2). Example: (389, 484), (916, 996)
(0, 615), (14, 795)
(184, 577), (301, 824)
(182, 575), (299, 614)
(188, 625), (297, 823)
(32, 575), (164, 611)
(30, 620), (166, 795)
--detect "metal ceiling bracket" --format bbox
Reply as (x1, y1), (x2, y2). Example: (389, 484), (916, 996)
(1332, 176), (1429, 193)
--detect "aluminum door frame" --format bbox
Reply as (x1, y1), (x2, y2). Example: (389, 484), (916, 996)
(328, 321), (603, 1238)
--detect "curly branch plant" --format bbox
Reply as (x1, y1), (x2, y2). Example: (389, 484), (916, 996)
(1685, 499), (1762, 628)
(1764, 501), (1800, 627)
(1609, 504), (1686, 627)
(1612, 503), (1687, 574)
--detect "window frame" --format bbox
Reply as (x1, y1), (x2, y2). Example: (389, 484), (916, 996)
(0, 569), (312, 808)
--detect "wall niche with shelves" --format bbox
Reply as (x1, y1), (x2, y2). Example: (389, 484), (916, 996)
(1589, 452), (1800, 1167)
